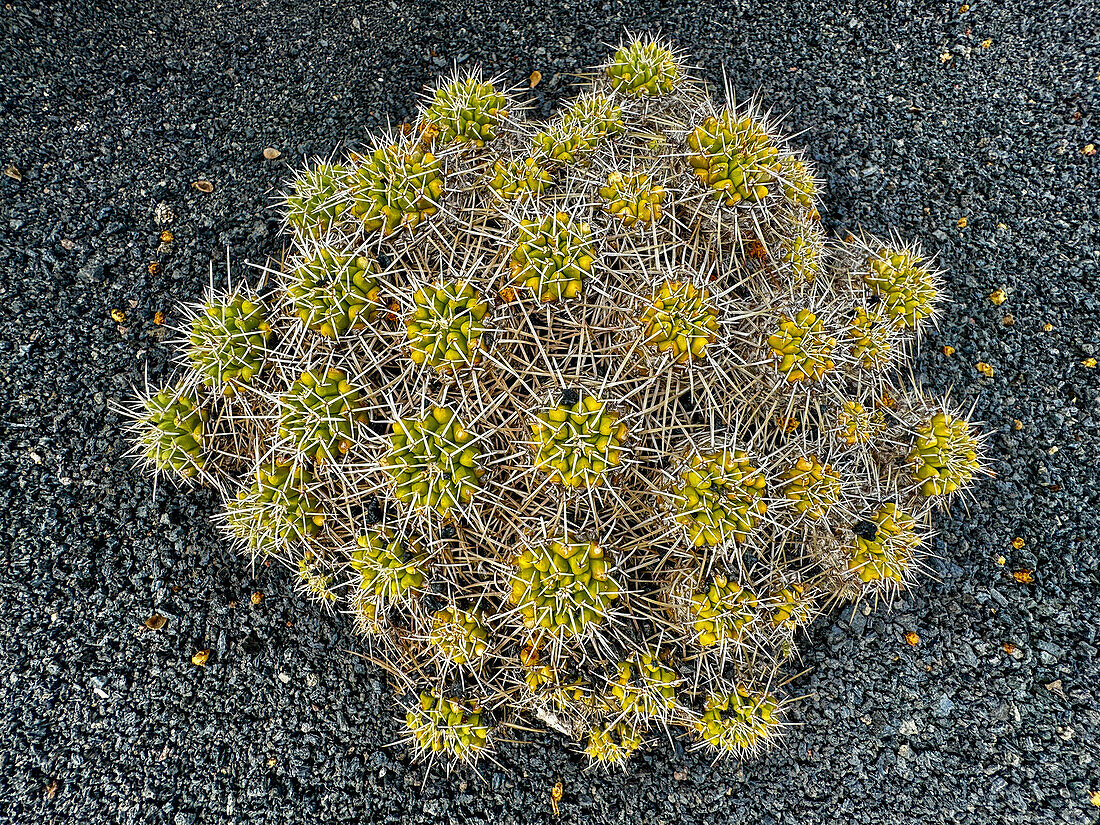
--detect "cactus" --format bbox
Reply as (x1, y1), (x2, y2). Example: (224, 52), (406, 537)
(382, 406), (484, 516)
(687, 110), (781, 206)
(406, 280), (491, 372)
(350, 142), (444, 235)
(509, 538), (620, 638)
(187, 292), (273, 396)
(507, 212), (594, 302)
(421, 74), (508, 148)
(127, 35), (987, 774)
(907, 410), (982, 496)
(277, 367), (369, 462)
(530, 393), (627, 488)
(638, 281), (718, 363)
(284, 248), (381, 338)
(694, 686), (780, 754)
(135, 383), (208, 480)
(670, 450), (767, 547)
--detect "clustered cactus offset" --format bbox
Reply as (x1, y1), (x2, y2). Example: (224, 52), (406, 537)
(128, 34), (987, 775)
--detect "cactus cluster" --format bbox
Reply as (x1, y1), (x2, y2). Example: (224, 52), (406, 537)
(127, 35), (986, 774)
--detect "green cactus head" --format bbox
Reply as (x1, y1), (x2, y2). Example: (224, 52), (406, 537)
(689, 572), (759, 648)
(382, 406), (484, 515)
(296, 548), (337, 603)
(848, 306), (896, 370)
(285, 247), (381, 339)
(506, 212), (594, 303)
(187, 293), (273, 396)
(687, 111), (781, 206)
(487, 156), (553, 203)
(671, 450), (767, 547)
(509, 538), (620, 638)
(404, 691), (490, 764)
(767, 308), (838, 382)
(427, 605), (490, 665)
(421, 75), (507, 148)
(907, 410), (981, 496)
(225, 459), (323, 552)
(609, 652), (678, 719)
(584, 719), (644, 766)
(277, 367), (369, 462)
(562, 93), (625, 140)
(770, 582), (815, 629)
(833, 399), (885, 447)
(350, 143), (444, 236)
(137, 383), (208, 479)
(778, 455), (842, 520)
(285, 162), (349, 240)
(598, 170), (666, 227)
(351, 526), (427, 605)
(778, 156), (818, 209)
(406, 280), (491, 372)
(847, 504), (921, 584)
(695, 686), (780, 754)
(864, 247), (938, 328)
(530, 392), (627, 489)
(638, 280), (719, 364)
(605, 38), (682, 98)
(777, 220), (824, 284)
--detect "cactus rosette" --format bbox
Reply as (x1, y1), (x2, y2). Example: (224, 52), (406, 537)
(126, 35), (988, 772)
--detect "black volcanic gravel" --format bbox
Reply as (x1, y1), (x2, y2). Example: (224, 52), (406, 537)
(1, 1), (1099, 823)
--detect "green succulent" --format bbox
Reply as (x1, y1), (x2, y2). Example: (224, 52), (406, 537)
(848, 306), (895, 370)
(778, 455), (842, 520)
(350, 526), (427, 604)
(297, 548), (337, 603)
(277, 367), (369, 462)
(285, 162), (349, 240)
(907, 411), (981, 496)
(598, 170), (666, 227)
(605, 40), (681, 97)
(533, 94), (625, 164)
(638, 280), (719, 364)
(770, 582), (815, 629)
(694, 686), (780, 753)
(350, 144), (444, 235)
(585, 719), (644, 765)
(671, 450), (767, 547)
(421, 76), (507, 147)
(406, 280), (491, 372)
(509, 539), (620, 637)
(405, 691), (490, 762)
(382, 406), (484, 515)
(225, 459), (323, 552)
(689, 572), (759, 648)
(531, 393), (627, 488)
(778, 156), (817, 208)
(138, 383), (208, 479)
(187, 293), (273, 396)
(833, 399), (885, 447)
(427, 605), (490, 665)
(486, 156), (553, 202)
(609, 652), (678, 718)
(507, 213), (594, 302)
(767, 308), (837, 382)
(847, 504), (920, 584)
(687, 111), (781, 206)
(864, 248), (937, 328)
(285, 247), (381, 339)
(777, 221), (824, 283)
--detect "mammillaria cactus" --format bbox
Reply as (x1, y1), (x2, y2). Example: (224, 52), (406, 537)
(127, 34), (988, 773)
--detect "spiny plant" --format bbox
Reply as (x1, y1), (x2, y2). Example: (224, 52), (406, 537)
(126, 34), (988, 775)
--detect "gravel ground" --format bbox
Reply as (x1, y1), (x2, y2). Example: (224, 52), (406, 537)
(2, 1), (1098, 823)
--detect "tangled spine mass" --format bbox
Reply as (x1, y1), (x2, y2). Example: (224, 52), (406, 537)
(129, 35), (986, 772)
